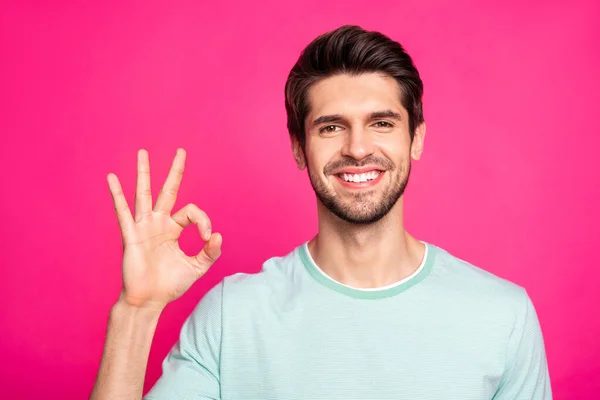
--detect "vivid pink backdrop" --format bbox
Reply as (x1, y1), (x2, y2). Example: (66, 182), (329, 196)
(1, 1), (598, 398)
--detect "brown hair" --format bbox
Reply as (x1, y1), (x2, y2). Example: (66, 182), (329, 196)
(284, 25), (424, 149)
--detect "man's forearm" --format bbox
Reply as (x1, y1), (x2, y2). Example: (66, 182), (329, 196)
(90, 300), (162, 400)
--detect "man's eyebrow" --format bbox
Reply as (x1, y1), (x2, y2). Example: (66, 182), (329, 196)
(369, 110), (403, 120)
(311, 110), (402, 127)
(311, 114), (344, 126)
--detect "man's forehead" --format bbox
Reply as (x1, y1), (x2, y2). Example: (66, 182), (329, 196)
(305, 73), (406, 119)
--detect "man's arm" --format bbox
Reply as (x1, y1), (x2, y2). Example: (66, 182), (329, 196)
(90, 300), (162, 400)
(91, 148), (223, 399)
(493, 290), (552, 399)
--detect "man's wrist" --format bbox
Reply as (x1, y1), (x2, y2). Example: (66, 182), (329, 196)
(111, 297), (164, 325)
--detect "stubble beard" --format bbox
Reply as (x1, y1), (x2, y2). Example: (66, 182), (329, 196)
(307, 158), (411, 225)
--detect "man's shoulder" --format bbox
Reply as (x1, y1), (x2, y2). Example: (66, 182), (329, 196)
(429, 242), (529, 307)
(218, 244), (304, 300)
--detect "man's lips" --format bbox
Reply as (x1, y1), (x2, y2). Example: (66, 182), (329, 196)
(333, 169), (385, 189)
(330, 165), (385, 175)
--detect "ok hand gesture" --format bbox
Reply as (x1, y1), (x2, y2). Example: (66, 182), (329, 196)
(107, 148), (222, 311)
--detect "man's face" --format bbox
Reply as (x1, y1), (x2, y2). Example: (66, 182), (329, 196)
(293, 73), (425, 225)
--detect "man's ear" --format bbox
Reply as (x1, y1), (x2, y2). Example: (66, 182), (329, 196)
(291, 136), (307, 169)
(411, 122), (426, 161)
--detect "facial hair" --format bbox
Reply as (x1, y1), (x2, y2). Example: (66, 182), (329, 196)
(307, 155), (411, 225)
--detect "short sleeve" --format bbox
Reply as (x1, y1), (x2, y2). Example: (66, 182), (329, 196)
(493, 290), (552, 399)
(144, 281), (223, 400)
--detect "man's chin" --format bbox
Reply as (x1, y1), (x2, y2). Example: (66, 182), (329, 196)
(332, 187), (382, 202)
(335, 210), (388, 225)
(327, 202), (389, 225)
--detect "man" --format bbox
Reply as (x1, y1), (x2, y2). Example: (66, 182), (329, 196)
(91, 25), (552, 399)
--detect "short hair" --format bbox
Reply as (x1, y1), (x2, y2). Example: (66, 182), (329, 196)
(284, 25), (424, 149)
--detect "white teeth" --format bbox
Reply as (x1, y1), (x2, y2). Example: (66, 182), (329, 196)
(341, 171), (380, 182)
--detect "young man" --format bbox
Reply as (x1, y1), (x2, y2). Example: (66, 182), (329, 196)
(91, 25), (552, 399)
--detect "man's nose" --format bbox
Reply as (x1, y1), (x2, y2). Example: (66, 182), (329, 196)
(340, 127), (375, 161)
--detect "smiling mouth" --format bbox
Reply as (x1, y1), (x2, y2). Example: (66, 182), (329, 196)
(337, 171), (381, 183)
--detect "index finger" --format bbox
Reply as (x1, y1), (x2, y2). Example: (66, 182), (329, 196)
(154, 148), (186, 214)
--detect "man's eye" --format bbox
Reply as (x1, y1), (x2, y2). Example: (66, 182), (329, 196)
(320, 125), (341, 133)
(374, 121), (393, 128)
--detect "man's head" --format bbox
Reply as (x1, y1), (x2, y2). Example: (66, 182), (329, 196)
(284, 25), (426, 225)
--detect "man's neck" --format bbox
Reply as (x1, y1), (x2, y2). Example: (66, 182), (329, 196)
(308, 199), (425, 289)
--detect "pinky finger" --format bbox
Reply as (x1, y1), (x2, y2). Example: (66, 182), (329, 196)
(107, 173), (135, 234)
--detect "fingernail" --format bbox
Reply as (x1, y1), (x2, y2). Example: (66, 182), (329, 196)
(206, 229), (211, 240)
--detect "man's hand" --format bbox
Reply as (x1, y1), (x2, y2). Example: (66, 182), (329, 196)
(107, 148), (222, 311)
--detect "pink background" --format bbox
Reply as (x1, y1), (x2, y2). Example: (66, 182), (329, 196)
(1, 1), (598, 398)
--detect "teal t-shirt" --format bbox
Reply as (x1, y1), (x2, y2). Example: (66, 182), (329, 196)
(145, 242), (552, 399)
